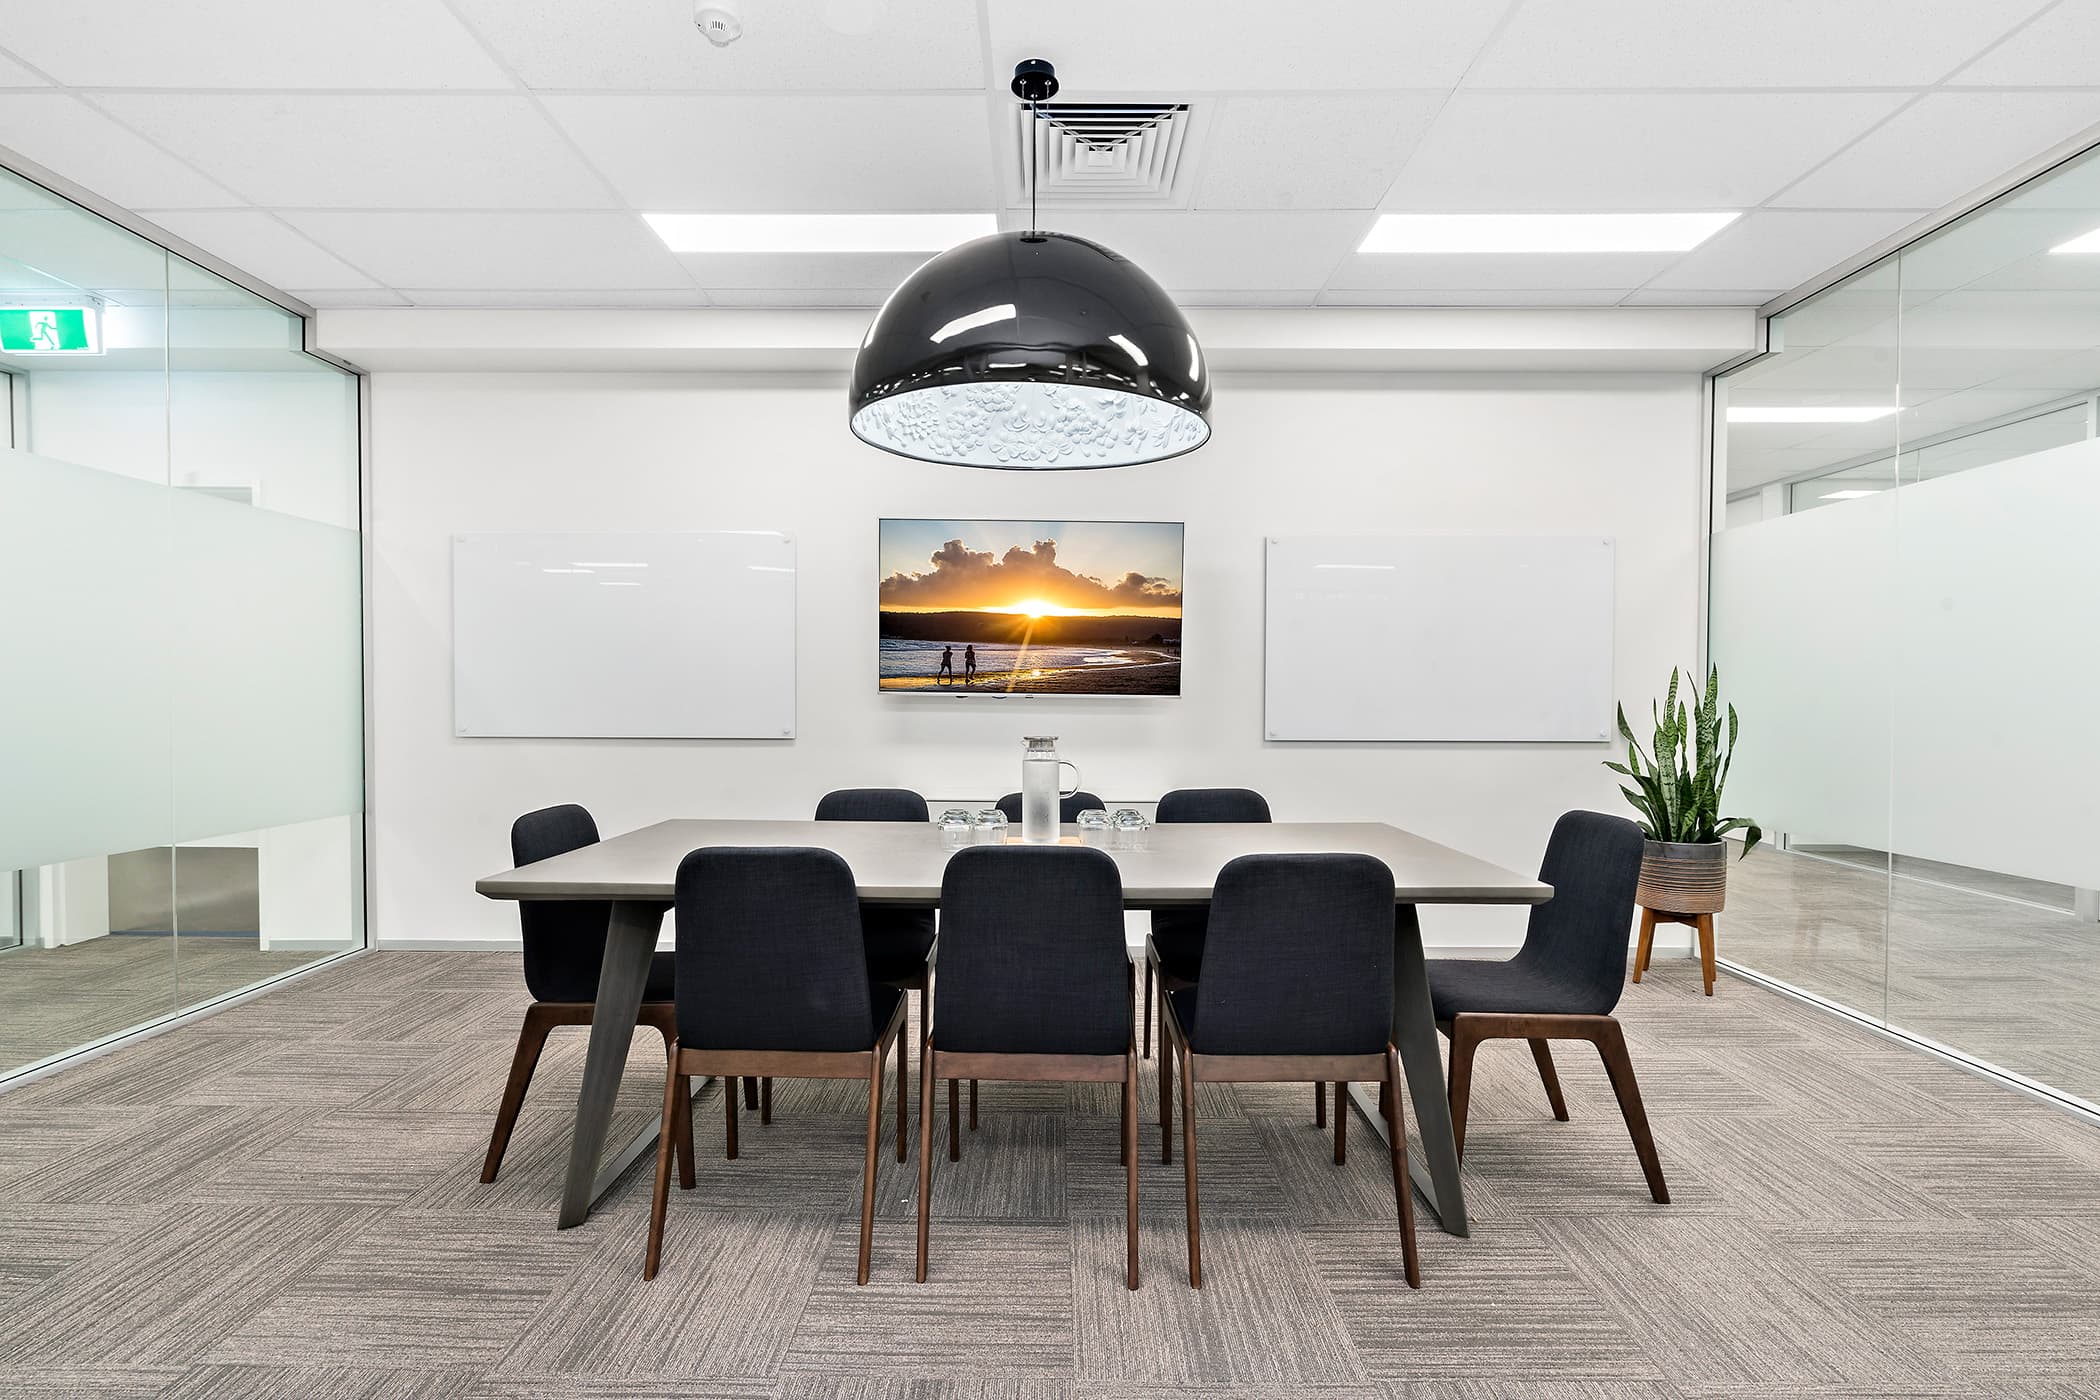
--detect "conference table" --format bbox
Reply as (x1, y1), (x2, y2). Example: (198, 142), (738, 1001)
(476, 817), (1552, 1235)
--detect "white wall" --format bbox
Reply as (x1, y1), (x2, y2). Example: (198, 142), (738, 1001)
(369, 370), (1707, 951)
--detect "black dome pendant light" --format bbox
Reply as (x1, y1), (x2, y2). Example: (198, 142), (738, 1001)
(848, 59), (1212, 469)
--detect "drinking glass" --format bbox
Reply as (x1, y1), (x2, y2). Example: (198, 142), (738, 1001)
(1110, 808), (1148, 851)
(940, 809), (974, 849)
(973, 808), (1009, 845)
(1076, 808), (1110, 846)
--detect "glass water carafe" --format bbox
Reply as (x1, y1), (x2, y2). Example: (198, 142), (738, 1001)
(1020, 736), (1082, 844)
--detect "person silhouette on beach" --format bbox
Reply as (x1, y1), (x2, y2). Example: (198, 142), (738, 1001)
(964, 644), (977, 685)
(937, 645), (955, 684)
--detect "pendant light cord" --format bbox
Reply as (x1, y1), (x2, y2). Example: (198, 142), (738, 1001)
(1028, 98), (1040, 234)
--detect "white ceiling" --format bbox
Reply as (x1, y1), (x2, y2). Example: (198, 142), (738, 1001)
(2, 0), (2099, 311)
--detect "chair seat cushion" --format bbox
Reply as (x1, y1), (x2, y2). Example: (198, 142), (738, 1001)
(862, 907), (936, 985)
(1428, 956), (1599, 1021)
(1149, 908), (1207, 981)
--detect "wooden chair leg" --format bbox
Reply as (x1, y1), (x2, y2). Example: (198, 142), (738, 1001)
(1178, 1041), (1202, 1289)
(1142, 962), (1154, 1058)
(1315, 1080), (1326, 1128)
(948, 1077), (960, 1162)
(675, 1073), (696, 1190)
(743, 1076), (759, 1110)
(480, 1005), (556, 1183)
(969, 1078), (979, 1130)
(1124, 1045), (1140, 1291)
(1446, 1017), (1480, 1162)
(724, 1072), (739, 1161)
(857, 1048), (884, 1285)
(760, 1076), (772, 1125)
(1632, 907), (1657, 982)
(1160, 1015), (1175, 1164)
(1593, 1020), (1669, 1203)
(1530, 1038), (1570, 1121)
(644, 1053), (681, 1280)
(1333, 1081), (1348, 1164)
(917, 1042), (936, 1282)
(1383, 1044), (1422, 1289)
(1696, 913), (1717, 996)
(895, 1035), (908, 1163)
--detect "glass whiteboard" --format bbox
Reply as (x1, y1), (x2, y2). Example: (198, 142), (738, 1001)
(452, 531), (796, 740)
(1263, 534), (1615, 742)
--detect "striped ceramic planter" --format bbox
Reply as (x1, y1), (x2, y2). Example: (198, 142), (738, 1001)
(1636, 839), (1728, 915)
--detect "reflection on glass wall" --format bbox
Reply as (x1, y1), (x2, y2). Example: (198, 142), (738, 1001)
(1712, 143), (2100, 1110)
(0, 165), (363, 1079)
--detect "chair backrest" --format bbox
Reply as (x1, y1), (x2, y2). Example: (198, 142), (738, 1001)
(815, 787), (929, 823)
(1187, 854), (1395, 1056)
(1512, 810), (1647, 1016)
(511, 804), (612, 1005)
(934, 845), (1130, 1055)
(673, 847), (878, 1052)
(1156, 787), (1271, 824)
(994, 790), (1105, 823)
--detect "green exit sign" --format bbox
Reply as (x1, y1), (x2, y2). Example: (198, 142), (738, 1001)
(0, 307), (101, 355)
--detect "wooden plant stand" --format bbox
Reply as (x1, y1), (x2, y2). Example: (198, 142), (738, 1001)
(1633, 908), (1716, 996)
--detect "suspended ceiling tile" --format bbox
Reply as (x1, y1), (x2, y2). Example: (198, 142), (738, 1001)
(1193, 94), (1444, 211)
(400, 288), (712, 308)
(542, 94), (993, 212)
(1470, 0), (2052, 88)
(1622, 288), (1775, 306)
(143, 210), (379, 290)
(0, 92), (241, 209)
(0, 0), (512, 89)
(705, 288), (894, 307)
(676, 250), (937, 291)
(1952, 3), (2100, 85)
(1774, 91), (2100, 209)
(1175, 289), (1321, 307)
(0, 52), (47, 86)
(1381, 91), (1909, 212)
(1326, 250), (1678, 292)
(280, 211), (699, 290)
(1644, 210), (1929, 292)
(448, 0), (984, 91)
(988, 0), (1516, 91)
(1056, 209), (1372, 290)
(93, 94), (615, 209)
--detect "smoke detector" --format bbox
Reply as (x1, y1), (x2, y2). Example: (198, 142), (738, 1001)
(695, 2), (744, 46)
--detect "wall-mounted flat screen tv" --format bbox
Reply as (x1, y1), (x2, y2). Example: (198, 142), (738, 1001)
(878, 518), (1183, 697)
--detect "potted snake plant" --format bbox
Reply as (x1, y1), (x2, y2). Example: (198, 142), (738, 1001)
(1605, 664), (1762, 916)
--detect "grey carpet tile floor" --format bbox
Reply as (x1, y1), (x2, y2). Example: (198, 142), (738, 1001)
(0, 935), (336, 1076)
(2, 949), (2099, 1399)
(1723, 845), (2100, 1106)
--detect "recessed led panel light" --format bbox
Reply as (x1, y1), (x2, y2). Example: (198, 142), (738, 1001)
(2049, 227), (2100, 253)
(1358, 212), (1738, 254)
(1820, 489), (1882, 500)
(1727, 406), (1899, 424)
(644, 213), (997, 254)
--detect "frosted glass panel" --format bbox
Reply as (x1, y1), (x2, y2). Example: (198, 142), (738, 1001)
(0, 449), (175, 872)
(1888, 437), (2100, 890)
(1709, 497), (1894, 854)
(167, 489), (363, 842)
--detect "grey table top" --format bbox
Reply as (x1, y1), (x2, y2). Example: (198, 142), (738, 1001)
(475, 819), (1553, 908)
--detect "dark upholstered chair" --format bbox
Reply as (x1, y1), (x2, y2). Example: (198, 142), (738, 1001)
(1143, 787), (1272, 1059)
(647, 848), (907, 1284)
(993, 790), (1105, 824)
(918, 845), (1138, 1289)
(1159, 853), (1418, 1289)
(816, 787), (938, 1043)
(482, 804), (690, 1187)
(1428, 810), (1667, 1205)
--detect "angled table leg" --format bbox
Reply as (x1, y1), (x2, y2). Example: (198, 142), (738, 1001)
(1344, 903), (1470, 1237)
(557, 899), (667, 1229)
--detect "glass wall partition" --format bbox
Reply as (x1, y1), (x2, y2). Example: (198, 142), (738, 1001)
(0, 165), (363, 1081)
(1712, 143), (2100, 1111)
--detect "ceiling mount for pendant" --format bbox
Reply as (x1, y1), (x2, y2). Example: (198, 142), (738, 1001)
(845, 58), (1212, 471)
